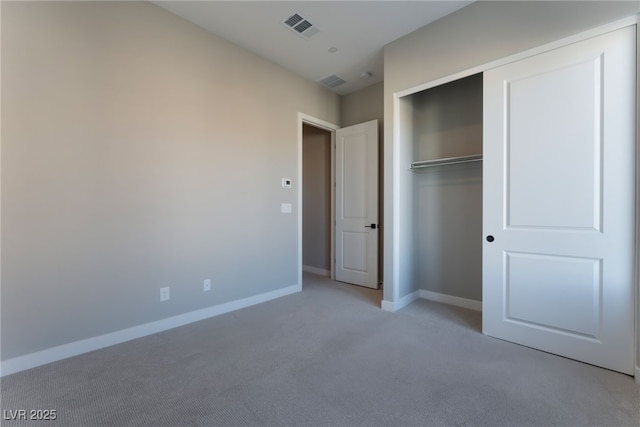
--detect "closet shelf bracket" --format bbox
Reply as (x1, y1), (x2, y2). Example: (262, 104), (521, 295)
(409, 154), (483, 170)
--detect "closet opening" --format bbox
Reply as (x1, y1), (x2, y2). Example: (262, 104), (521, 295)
(403, 72), (484, 312)
(388, 20), (638, 376)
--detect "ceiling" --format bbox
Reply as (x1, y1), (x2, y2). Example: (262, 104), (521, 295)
(152, 1), (474, 95)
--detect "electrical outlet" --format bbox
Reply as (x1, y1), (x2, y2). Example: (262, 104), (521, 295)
(160, 286), (170, 302)
(204, 279), (211, 292)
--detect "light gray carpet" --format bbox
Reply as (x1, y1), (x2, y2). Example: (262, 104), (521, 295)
(1, 272), (639, 426)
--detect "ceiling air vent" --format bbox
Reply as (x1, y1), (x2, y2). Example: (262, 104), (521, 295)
(318, 74), (346, 89)
(282, 12), (319, 39)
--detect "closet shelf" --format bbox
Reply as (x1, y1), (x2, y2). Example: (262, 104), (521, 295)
(409, 154), (483, 170)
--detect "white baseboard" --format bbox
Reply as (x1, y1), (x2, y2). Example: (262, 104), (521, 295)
(380, 300), (395, 312)
(382, 290), (480, 313)
(419, 290), (482, 312)
(635, 366), (640, 385)
(1, 283), (302, 377)
(381, 290), (420, 312)
(302, 265), (330, 276)
(380, 300), (396, 313)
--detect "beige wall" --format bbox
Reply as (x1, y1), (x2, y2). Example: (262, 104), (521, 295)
(302, 125), (331, 272)
(382, 0), (640, 304)
(340, 82), (383, 128)
(1, 1), (339, 362)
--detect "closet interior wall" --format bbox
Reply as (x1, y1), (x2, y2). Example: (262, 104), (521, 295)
(408, 73), (483, 302)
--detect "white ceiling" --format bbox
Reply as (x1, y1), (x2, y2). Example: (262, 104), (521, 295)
(152, 1), (474, 95)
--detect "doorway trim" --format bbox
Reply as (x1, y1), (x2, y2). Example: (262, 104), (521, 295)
(297, 113), (339, 287)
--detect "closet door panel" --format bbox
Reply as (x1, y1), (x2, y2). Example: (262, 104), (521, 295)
(483, 26), (636, 375)
(506, 58), (601, 231)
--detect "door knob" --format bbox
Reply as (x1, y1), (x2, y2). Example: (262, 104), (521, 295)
(365, 224), (377, 229)
(486, 235), (494, 242)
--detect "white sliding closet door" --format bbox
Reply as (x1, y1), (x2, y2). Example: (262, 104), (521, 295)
(483, 26), (636, 375)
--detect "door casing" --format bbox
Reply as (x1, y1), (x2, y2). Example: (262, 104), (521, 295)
(298, 113), (339, 286)
(298, 114), (380, 288)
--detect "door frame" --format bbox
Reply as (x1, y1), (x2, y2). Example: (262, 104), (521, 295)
(385, 16), (640, 381)
(297, 113), (339, 286)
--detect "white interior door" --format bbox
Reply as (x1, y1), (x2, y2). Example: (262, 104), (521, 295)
(483, 26), (636, 375)
(335, 120), (379, 288)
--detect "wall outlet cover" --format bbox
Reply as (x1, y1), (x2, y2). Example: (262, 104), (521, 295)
(281, 203), (293, 213)
(160, 286), (170, 302)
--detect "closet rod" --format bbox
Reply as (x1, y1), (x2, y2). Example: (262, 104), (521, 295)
(409, 154), (483, 170)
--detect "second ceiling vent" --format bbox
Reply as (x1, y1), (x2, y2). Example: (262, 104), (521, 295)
(318, 74), (346, 89)
(282, 12), (319, 39)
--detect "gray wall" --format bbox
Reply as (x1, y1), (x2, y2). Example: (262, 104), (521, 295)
(341, 82), (384, 128)
(302, 125), (331, 272)
(411, 74), (483, 301)
(382, 0), (640, 304)
(1, 1), (339, 361)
